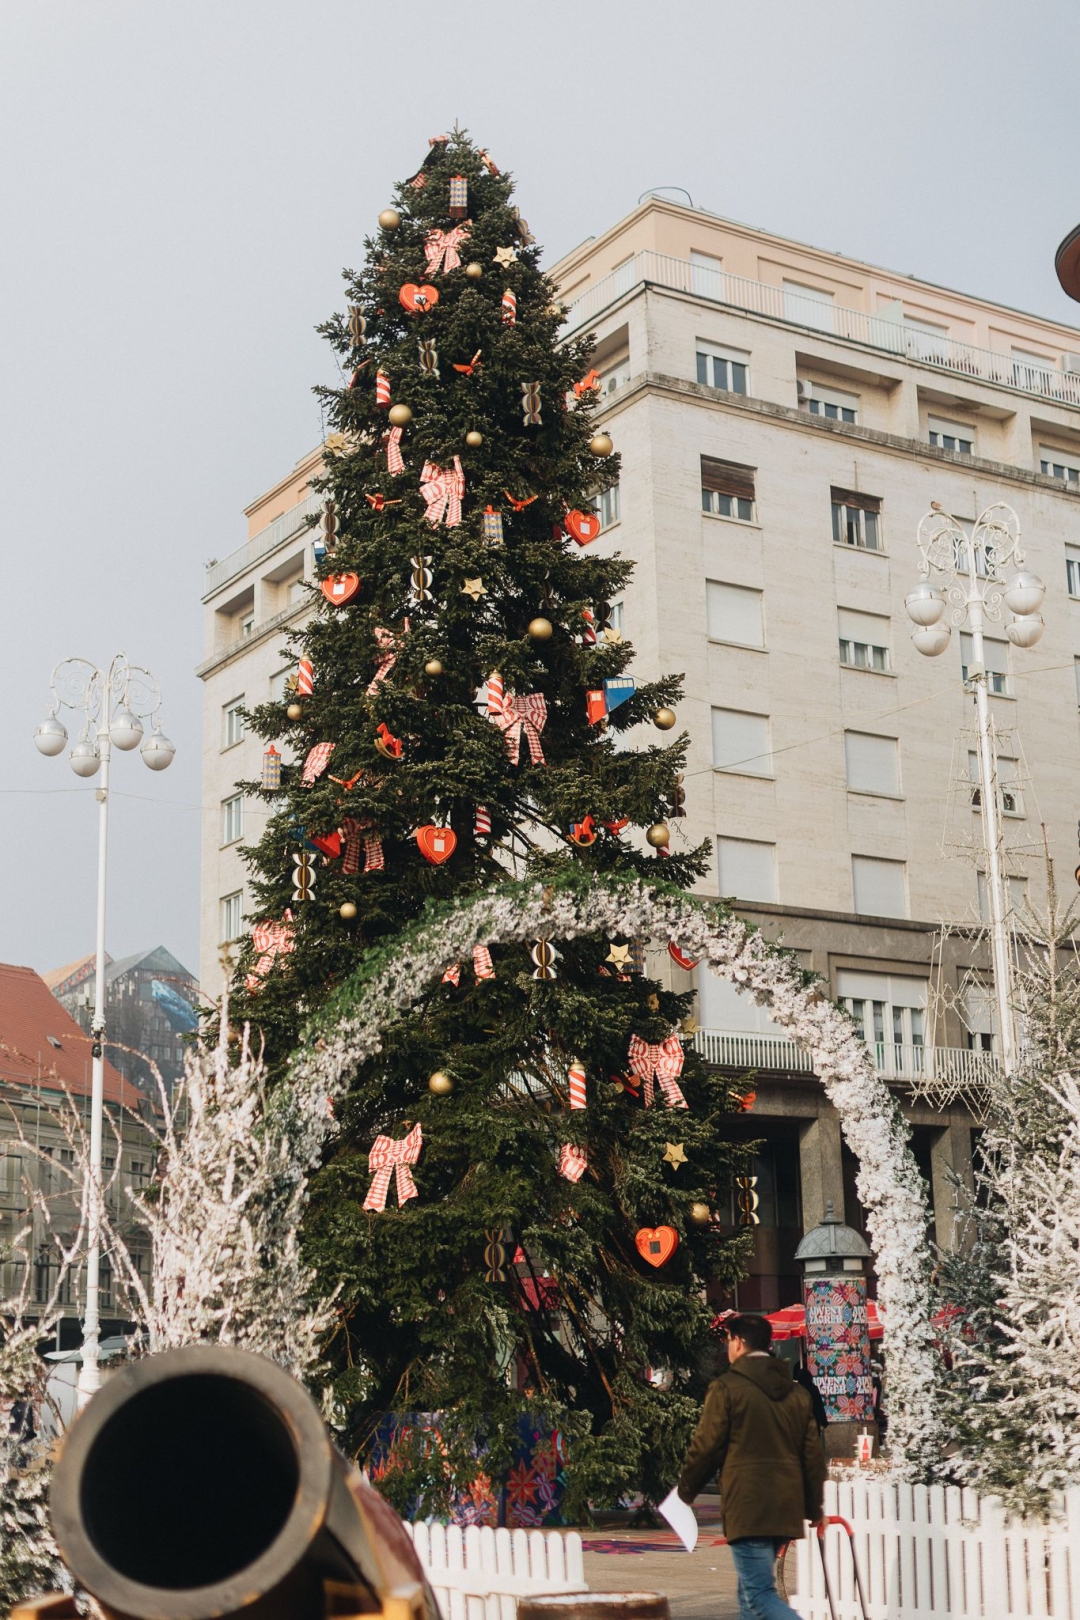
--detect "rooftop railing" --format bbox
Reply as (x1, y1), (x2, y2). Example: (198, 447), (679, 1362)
(693, 1027), (1001, 1088)
(204, 491), (321, 599)
(563, 251), (1080, 410)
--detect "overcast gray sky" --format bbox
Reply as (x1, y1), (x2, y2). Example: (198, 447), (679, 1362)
(3, 0), (1079, 980)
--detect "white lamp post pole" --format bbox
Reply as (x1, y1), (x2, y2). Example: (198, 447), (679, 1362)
(34, 654), (174, 1402)
(907, 503), (1046, 1078)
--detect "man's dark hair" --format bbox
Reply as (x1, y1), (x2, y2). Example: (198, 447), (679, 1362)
(726, 1312), (772, 1352)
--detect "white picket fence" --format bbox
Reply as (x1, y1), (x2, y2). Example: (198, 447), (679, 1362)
(792, 1478), (1080, 1620)
(406, 1522), (587, 1620)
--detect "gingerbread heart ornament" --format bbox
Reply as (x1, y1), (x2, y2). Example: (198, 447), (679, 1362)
(416, 825), (457, 865)
(635, 1225), (678, 1268)
(399, 283), (440, 315)
(564, 509), (601, 546)
(320, 573), (361, 606)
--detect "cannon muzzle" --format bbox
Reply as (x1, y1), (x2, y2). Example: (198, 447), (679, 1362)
(37, 1344), (435, 1620)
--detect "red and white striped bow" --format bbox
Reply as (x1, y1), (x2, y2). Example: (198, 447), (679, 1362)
(420, 457), (464, 527)
(558, 1143), (588, 1183)
(627, 1035), (689, 1110)
(367, 626), (399, 695)
(362, 1123), (423, 1212)
(386, 426), (404, 475)
(340, 816), (384, 874)
(424, 224), (470, 275)
(246, 913), (295, 990)
(302, 742), (336, 785)
(496, 693), (548, 765)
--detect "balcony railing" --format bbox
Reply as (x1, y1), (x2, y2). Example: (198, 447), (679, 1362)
(204, 491), (322, 599)
(693, 1028), (1001, 1087)
(562, 251), (1080, 410)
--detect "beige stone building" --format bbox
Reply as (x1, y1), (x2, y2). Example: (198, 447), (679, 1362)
(199, 197), (1080, 1308)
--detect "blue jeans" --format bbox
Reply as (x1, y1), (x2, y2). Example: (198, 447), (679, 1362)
(728, 1537), (797, 1620)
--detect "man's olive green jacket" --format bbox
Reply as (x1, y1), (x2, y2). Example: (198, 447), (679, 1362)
(677, 1353), (827, 1541)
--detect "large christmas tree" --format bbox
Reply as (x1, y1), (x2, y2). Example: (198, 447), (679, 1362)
(238, 131), (750, 1517)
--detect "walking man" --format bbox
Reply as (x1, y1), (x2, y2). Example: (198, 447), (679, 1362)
(677, 1312), (826, 1620)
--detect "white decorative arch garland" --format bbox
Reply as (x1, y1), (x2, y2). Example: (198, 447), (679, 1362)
(285, 875), (943, 1477)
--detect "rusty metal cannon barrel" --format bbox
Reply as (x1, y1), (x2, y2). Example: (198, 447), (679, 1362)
(39, 1343), (436, 1620)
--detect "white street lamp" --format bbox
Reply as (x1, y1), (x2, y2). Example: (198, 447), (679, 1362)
(908, 503), (1044, 1079)
(33, 654), (173, 1403)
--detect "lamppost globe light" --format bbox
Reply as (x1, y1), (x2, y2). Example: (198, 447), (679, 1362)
(1005, 612), (1046, 649)
(1002, 570), (1046, 617)
(69, 741), (101, 778)
(905, 582), (946, 626)
(910, 622), (952, 657)
(109, 708), (144, 750)
(141, 728), (175, 771)
(34, 715), (68, 756)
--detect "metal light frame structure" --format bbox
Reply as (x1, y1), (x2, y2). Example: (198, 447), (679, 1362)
(33, 654), (174, 1401)
(906, 503), (1045, 1078)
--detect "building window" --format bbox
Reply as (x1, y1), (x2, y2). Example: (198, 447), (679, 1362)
(837, 969), (927, 1075)
(240, 611), (255, 638)
(851, 855), (908, 918)
(1075, 657), (1080, 705)
(783, 280), (834, 332)
(831, 488), (882, 550)
(844, 732), (900, 796)
(928, 415), (974, 455)
(960, 633), (1009, 695)
(805, 383), (858, 423)
(716, 837), (776, 902)
(1068, 548), (1080, 597)
(219, 891), (243, 944)
(222, 698), (245, 749)
(696, 340), (748, 395)
(838, 608), (890, 673)
(269, 667), (290, 702)
(706, 581), (764, 647)
(712, 708), (772, 777)
(977, 871), (1028, 922)
(221, 794), (244, 845)
(701, 456), (755, 522)
(288, 578), (307, 605)
(590, 485), (620, 530)
(968, 752), (1022, 816)
(1039, 445), (1080, 484)
(690, 251), (724, 299)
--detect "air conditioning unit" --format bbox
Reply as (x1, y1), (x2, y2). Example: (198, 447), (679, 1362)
(796, 379), (811, 403)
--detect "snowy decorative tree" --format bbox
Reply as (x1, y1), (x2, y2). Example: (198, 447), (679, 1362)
(936, 868), (1080, 1512)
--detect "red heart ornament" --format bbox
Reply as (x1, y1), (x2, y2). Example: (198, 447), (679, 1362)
(668, 943), (700, 972)
(416, 825), (457, 865)
(320, 573), (361, 606)
(399, 283), (440, 315)
(310, 831), (342, 859)
(564, 509), (601, 546)
(635, 1225), (678, 1268)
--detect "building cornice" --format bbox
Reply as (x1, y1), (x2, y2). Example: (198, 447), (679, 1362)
(195, 601), (313, 682)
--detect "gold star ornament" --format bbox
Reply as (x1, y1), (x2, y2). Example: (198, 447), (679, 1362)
(493, 245), (519, 267)
(663, 1142), (687, 1169)
(461, 577), (486, 601)
(606, 943), (633, 970)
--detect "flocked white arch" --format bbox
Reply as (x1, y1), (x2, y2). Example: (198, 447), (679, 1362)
(285, 873), (943, 1476)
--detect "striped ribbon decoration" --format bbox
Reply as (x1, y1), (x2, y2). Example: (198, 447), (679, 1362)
(424, 224), (469, 274)
(441, 963), (461, 987)
(501, 288), (517, 326)
(301, 742), (335, 786)
(340, 817), (384, 874)
(366, 626), (399, 695)
(245, 913), (295, 991)
(474, 804), (492, 838)
(362, 1124), (423, 1212)
(386, 425), (404, 474)
(473, 945), (495, 981)
(496, 693), (548, 765)
(568, 1061), (587, 1110)
(376, 369), (390, 407)
(297, 658), (314, 696)
(627, 1035), (689, 1110)
(558, 1143), (588, 1183)
(420, 457), (465, 527)
(485, 672), (505, 718)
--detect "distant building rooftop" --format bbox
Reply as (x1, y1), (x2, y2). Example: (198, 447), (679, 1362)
(0, 962), (141, 1109)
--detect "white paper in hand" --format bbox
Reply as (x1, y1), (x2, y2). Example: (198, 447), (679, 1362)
(658, 1486), (698, 1552)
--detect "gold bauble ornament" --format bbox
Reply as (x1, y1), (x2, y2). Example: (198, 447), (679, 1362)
(527, 616), (554, 641)
(465, 430), (483, 447)
(464, 261), (483, 280)
(589, 431), (614, 457)
(428, 1070), (454, 1095)
(424, 658), (444, 677)
(339, 902), (358, 921)
(286, 701), (303, 721)
(388, 403), (413, 427)
(378, 207), (401, 230)
(688, 1202), (712, 1227)
(653, 707), (677, 731)
(646, 821), (671, 848)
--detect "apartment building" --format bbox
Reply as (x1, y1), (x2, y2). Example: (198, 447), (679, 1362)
(199, 196), (1080, 1309)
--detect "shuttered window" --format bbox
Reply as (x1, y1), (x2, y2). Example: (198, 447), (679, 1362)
(701, 457), (755, 521)
(838, 607), (890, 672)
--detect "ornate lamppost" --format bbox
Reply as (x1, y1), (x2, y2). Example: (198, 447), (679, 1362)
(905, 504), (1045, 1077)
(33, 655), (174, 1400)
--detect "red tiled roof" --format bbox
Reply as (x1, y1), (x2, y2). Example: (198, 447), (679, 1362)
(0, 963), (142, 1110)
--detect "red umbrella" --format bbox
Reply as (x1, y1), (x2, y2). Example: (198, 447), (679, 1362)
(766, 1301), (886, 1341)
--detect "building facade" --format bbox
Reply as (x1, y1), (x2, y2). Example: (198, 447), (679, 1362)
(46, 945), (199, 1097)
(199, 198), (1080, 1309)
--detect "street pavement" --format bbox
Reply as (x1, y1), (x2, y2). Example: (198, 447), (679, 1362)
(581, 1500), (740, 1620)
